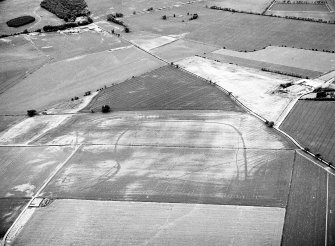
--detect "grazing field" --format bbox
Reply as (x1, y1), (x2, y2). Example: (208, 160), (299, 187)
(125, 5), (335, 51)
(13, 199), (285, 245)
(177, 56), (297, 121)
(32, 111), (294, 149)
(282, 152), (327, 245)
(151, 39), (218, 62)
(207, 0), (273, 13)
(0, 0), (64, 35)
(0, 36), (49, 95)
(0, 146), (74, 197)
(0, 198), (28, 239)
(85, 65), (244, 112)
(42, 145), (295, 207)
(269, 3), (330, 12)
(280, 100), (335, 162)
(328, 174), (335, 245)
(0, 46), (164, 114)
(28, 30), (128, 62)
(126, 31), (177, 51)
(212, 46), (335, 74)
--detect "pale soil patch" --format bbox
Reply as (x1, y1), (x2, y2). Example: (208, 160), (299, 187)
(0, 46), (164, 114)
(13, 199), (285, 246)
(12, 184), (35, 197)
(151, 39), (218, 62)
(213, 46), (335, 73)
(127, 31), (176, 51)
(176, 56), (297, 121)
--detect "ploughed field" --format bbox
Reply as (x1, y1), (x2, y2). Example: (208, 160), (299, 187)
(280, 100), (335, 163)
(84, 65), (243, 112)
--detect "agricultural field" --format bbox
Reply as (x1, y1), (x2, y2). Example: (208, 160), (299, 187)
(0, 46), (164, 114)
(269, 3), (330, 12)
(282, 152), (328, 245)
(207, 0), (273, 13)
(280, 100), (335, 163)
(0, 0), (64, 35)
(27, 28), (129, 62)
(0, 146), (74, 197)
(126, 31), (177, 51)
(42, 145), (295, 207)
(212, 46), (335, 74)
(329, 174), (335, 245)
(31, 111), (294, 149)
(84, 65), (244, 112)
(151, 39), (218, 62)
(12, 199), (285, 246)
(0, 35), (49, 94)
(0, 116), (25, 134)
(124, 4), (335, 51)
(176, 56), (297, 121)
(0, 199), (28, 240)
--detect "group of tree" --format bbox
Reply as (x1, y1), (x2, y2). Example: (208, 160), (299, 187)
(42, 17), (93, 32)
(6, 16), (35, 27)
(107, 13), (130, 32)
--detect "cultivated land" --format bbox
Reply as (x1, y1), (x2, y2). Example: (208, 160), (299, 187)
(212, 46), (335, 74)
(1, 0), (335, 244)
(176, 56), (297, 121)
(124, 4), (335, 51)
(207, 0), (273, 13)
(13, 200), (285, 246)
(85, 65), (244, 112)
(282, 153), (328, 245)
(0, 199), (28, 239)
(151, 39), (218, 62)
(269, 3), (330, 12)
(0, 46), (164, 114)
(280, 100), (335, 163)
(27, 28), (129, 62)
(0, 36), (49, 94)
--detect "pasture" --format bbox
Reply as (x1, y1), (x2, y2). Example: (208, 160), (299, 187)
(13, 200), (285, 245)
(125, 4), (335, 51)
(0, 46), (164, 114)
(269, 3), (330, 12)
(280, 100), (335, 163)
(176, 56), (297, 122)
(84, 65), (244, 112)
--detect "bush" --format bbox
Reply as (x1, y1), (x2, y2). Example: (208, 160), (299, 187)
(124, 27), (130, 33)
(115, 13), (123, 18)
(7, 16), (35, 27)
(102, 105), (111, 113)
(162, 15), (167, 20)
(27, 109), (37, 117)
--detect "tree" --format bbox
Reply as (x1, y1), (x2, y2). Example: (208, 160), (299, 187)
(27, 109), (37, 117)
(162, 15), (167, 20)
(124, 27), (130, 33)
(102, 105), (111, 113)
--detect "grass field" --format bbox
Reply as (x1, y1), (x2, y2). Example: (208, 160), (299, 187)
(0, 0), (64, 35)
(266, 10), (335, 22)
(126, 31), (177, 51)
(207, 0), (273, 13)
(0, 36), (49, 95)
(212, 46), (335, 74)
(0, 198), (28, 239)
(0, 146), (74, 197)
(32, 111), (294, 149)
(270, 3), (330, 12)
(0, 46), (164, 114)
(177, 56), (297, 121)
(28, 30), (128, 62)
(151, 38), (218, 62)
(42, 145), (295, 207)
(280, 101), (335, 162)
(84, 65), (244, 112)
(13, 199), (285, 245)
(281, 152), (327, 245)
(124, 4), (335, 51)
